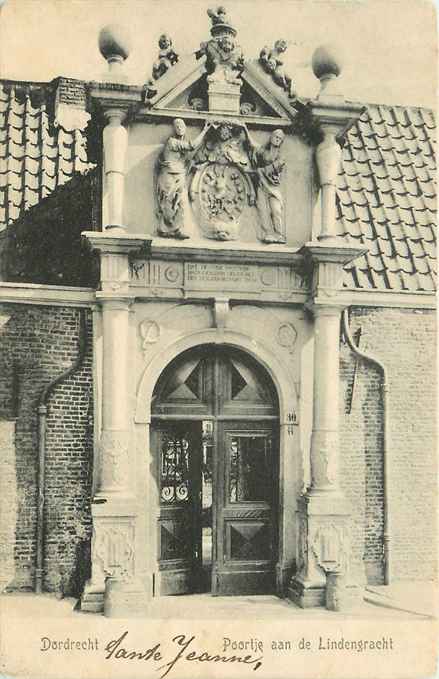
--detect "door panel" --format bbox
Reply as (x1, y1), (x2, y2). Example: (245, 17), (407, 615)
(154, 424), (202, 595)
(151, 347), (279, 597)
(214, 423), (278, 595)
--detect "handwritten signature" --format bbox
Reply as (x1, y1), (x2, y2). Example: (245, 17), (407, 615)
(105, 631), (263, 677)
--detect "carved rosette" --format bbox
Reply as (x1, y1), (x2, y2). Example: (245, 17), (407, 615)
(92, 520), (135, 581)
(100, 430), (129, 491)
(277, 322), (297, 355)
(310, 429), (339, 489)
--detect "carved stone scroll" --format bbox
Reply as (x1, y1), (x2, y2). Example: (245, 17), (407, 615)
(92, 520), (135, 581)
(312, 522), (350, 574)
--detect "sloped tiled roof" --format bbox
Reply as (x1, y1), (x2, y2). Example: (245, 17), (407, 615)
(337, 104), (436, 291)
(0, 78), (436, 293)
(0, 81), (93, 231)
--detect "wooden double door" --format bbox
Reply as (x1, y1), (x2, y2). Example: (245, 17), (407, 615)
(151, 346), (279, 596)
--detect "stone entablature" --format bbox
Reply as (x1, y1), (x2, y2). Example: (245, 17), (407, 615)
(129, 248), (307, 302)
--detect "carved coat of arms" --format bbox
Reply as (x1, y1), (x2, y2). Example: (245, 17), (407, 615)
(190, 122), (255, 241)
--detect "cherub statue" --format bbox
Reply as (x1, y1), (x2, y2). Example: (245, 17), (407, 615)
(143, 34), (178, 102)
(152, 34), (179, 80)
(259, 39), (296, 99)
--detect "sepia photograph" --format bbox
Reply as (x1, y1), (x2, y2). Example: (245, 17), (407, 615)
(0, 1), (437, 678)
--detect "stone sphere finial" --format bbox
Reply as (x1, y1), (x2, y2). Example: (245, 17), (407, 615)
(98, 24), (132, 66)
(312, 45), (344, 99)
(312, 44), (342, 80)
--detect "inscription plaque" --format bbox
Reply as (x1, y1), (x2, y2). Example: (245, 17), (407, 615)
(186, 263), (258, 288)
(129, 259), (306, 297)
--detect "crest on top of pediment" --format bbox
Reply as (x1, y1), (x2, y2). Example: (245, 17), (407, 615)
(142, 7), (296, 122)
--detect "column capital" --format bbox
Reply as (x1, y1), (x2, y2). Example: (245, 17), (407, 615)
(103, 106), (128, 125)
(300, 240), (367, 266)
(301, 240), (367, 310)
(309, 99), (365, 140)
(82, 231), (152, 256)
(305, 301), (346, 318)
(83, 232), (151, 296)
(96, 294), (133, 309)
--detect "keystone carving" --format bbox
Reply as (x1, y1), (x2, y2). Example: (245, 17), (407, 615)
(213, 297), (230, 329)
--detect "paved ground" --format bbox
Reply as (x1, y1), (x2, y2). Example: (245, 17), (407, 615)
(1, 582), (437, 620)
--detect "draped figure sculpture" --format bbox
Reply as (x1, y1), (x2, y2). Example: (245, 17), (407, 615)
(156, 118), (211, 239)
(245, 127), (286, 244)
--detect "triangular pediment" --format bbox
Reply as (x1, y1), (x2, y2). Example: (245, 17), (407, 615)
(146, 53), (293, 123)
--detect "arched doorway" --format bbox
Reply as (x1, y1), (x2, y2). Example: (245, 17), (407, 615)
(151, 344), (280, 596)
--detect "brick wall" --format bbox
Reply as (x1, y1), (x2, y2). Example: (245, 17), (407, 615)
(340, 307), (437, 584)
(0, 301), (435, 597)
(0, 303), (93, 595)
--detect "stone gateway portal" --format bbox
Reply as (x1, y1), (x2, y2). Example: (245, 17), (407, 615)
(151, 346), (279, 596)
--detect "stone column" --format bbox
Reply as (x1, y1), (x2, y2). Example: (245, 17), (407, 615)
(81, 241), (150, 617)
(309, 306), (343, 494)
(98, 298), (130, 494)
(103, 108), (128, 232)
(288, 294), (351, 607)
(288, 47), (367, 606)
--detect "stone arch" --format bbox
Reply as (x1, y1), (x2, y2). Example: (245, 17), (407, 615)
(134, 327), (301, 596)
(134, 328), (298, 425)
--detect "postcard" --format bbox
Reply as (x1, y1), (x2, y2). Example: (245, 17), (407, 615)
(0, 1), (437, 678)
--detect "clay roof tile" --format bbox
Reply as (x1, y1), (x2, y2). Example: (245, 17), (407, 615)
(339, 103), (436, 291)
